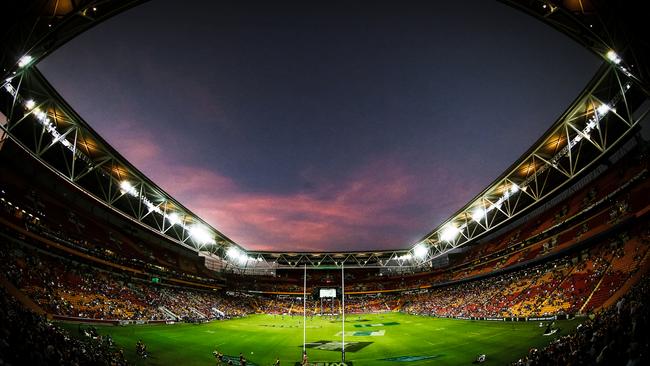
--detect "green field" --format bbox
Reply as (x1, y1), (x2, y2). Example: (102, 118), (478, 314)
(61, 313), (579, 365)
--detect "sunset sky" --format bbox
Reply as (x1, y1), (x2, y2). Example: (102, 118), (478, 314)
(39, 0), (601, 251)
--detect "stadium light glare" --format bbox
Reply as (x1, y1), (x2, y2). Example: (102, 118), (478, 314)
(189, 225), (214, 244)
(121, 181), (139, 198)
(510, 184), (520, 194)
(34, 109), (47, 121)
(397, 253), (413, 261)
(18, 55), (33, 68)
(414, 243), (428, 258)
(471, 207), (486, 222)
(597, 104), (610, 115)
(440, 224), (460, 242)
(226, 246), (252, 264)
(606, 50), (622, 64)
(227, 246), (241, 259)
(167, 212), (181, 226)
(119, 180), (138, 197)
(24, 99), (35, 110)
(237, 254), (248, 265)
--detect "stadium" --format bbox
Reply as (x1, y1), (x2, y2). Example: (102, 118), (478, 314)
(1, 1), (649, 365)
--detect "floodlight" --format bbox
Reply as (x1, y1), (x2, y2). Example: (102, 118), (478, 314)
(230, 250), (249, 264)
(606, 50), (621, 64)
(227, 246), (241, 259)
(143, 199), (160, 213)
(471, 207), (486, 222)
(189, 225), (214, 244)
(440, 224), (460, 242)
(510, 184), (520, 194)
(414, 243), (428, 258)
(25, 99), (35, 110)
(120, 180), (133, 192)
(597, 104), (610, 115)
(167, 212), (181, 226)
(18, 55), (33, 68)
(34, 109), (47, 121)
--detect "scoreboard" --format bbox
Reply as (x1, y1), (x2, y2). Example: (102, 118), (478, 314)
(319, 288), (337, 298)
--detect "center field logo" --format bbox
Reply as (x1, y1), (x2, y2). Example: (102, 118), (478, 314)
(353, 322), (400, 328)
(302, 341), (372, 352)
(335, 330), (385, 337)
(380, 355), (443, 362)
(220, 355), (259, 366)
(293, 362), (354, 366)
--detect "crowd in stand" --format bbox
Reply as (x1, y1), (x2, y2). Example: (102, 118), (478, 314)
(1, 245), (163, 321)
(255, 294), (398, 316)
(1, 207), (647, 323)
(2, 220), (646, 325)
(0, 287), (128, 366)
(0, 243), (251, 322)
(0, 218), (646, 366)
(0, 182), (221, 288)
(512, 275), (649, 365)
(400, 227), (648, 318)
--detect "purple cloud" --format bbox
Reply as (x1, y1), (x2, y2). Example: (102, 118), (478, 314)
(105, 121), (481, 251)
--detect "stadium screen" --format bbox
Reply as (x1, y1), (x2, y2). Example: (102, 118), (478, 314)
(319, 288), (336, 298)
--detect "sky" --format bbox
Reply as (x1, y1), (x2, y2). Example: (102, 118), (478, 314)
(38, 0), (601, 252)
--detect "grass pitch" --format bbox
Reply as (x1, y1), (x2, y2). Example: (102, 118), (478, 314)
(61, 313), (579, 365)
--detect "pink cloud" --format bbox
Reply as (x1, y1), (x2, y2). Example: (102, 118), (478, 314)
(105, 122), (479, 252)
(102, 121), (161, 162)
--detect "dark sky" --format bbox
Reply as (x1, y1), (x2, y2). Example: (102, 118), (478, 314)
(39, 0), (601, 251)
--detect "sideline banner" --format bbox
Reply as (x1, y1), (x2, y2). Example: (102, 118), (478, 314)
(439, 315), (565, 322)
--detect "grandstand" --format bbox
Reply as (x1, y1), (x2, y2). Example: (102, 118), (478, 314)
(1, 0), (650, 365)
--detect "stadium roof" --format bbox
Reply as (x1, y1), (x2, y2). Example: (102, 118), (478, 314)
(1, 0), (649, 270)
